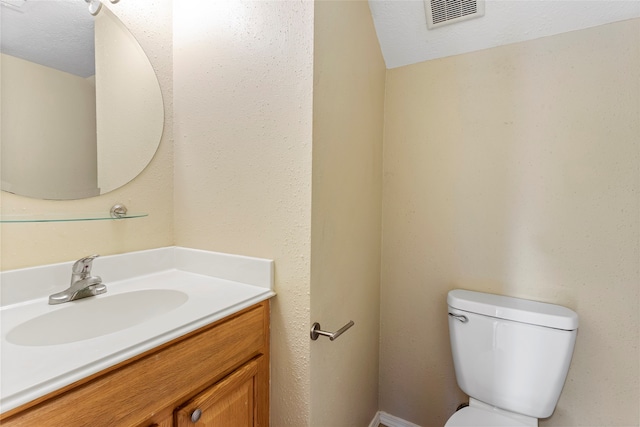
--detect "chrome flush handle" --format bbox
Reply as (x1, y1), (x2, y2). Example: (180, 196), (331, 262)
(448, 313), (468, 323)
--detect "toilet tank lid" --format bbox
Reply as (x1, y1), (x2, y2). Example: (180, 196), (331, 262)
(447, 289), (578, 330)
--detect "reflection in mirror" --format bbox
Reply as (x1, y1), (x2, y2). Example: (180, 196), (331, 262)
(1, 1), (164, 200)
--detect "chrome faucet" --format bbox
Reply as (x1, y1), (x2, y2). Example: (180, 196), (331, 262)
(48, 254), (107, 305)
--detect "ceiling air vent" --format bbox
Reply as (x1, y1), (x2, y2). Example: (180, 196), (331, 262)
(425, 0), (484, 29)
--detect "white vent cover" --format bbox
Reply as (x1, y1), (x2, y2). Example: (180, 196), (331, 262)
(425, 0), (485, 29)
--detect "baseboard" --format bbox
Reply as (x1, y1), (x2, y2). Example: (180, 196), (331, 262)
(369, 411), (422, 427)
(367, 411), (381, 427)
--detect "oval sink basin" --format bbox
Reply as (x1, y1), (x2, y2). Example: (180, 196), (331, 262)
(6, 290), (188, 346)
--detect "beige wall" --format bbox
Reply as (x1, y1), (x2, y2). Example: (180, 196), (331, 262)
(380, 19), (640, 427)
(1, 53), (98, 199)
(173, 2), (386, 426)
(310, 0), (385, 426)
(4, 3), (636, 427)
(0, 0), (173, 271)
(172, 1), (314, 425)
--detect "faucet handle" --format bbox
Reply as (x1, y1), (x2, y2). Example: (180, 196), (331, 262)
(72, 254), (100, 274)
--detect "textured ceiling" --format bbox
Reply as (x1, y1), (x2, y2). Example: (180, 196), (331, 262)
(368, 0), (640, 69)
(2, 1), (638, 76)
(0, 0), (95, 77)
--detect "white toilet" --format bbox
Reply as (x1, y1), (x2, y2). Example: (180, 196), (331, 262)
(445, 289), (578, 427)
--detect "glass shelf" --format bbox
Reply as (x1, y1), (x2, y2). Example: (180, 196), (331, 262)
(0, 212), (148, 223)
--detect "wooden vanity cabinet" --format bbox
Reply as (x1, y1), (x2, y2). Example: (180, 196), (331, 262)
(0, 301), (270, 427)
(174, 355), (267, 426)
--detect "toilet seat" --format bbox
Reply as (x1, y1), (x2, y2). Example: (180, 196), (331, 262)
(444, 406), (532, 427)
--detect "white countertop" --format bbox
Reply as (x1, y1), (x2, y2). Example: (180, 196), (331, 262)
(0, 247), (275, 414)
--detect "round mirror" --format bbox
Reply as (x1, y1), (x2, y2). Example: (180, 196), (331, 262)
(1, 1), (164, 200)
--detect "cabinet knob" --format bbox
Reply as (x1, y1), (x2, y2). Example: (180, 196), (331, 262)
(191, 408), (202, 423)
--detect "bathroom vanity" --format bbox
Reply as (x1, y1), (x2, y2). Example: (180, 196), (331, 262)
(1, 301), (269, 427)
(0, 247), (275, 427)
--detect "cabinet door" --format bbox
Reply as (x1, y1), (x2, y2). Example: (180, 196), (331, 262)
(175, 357), (261, 427)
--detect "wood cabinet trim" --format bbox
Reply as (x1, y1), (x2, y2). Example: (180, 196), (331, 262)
(175, 357), (260, 426)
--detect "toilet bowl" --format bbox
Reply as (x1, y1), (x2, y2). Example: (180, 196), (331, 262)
(446, 407), (528, 427)
(445, 399), (536, 427)
(444, 289), (578, 427)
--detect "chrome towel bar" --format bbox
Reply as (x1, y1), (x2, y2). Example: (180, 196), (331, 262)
(310, 320), (355, 341)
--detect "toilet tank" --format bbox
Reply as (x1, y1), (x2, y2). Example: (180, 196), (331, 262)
(447, 289), (578, 419)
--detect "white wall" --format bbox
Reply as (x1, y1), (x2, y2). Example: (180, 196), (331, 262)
(172, 1), (314, 425)
(380, 19), (640, 427)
